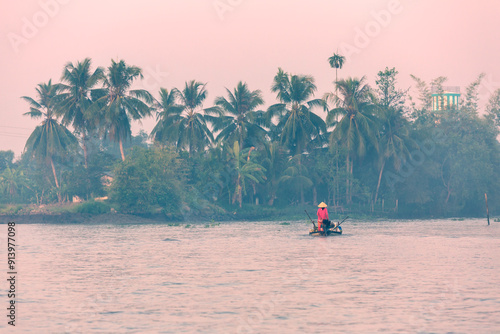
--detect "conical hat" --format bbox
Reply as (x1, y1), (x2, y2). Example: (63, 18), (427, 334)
(318, 202), (327, 208)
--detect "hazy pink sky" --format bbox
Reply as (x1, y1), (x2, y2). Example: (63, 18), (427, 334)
(1, 0), (499, 157)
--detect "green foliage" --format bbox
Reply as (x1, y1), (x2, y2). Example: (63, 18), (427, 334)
(0, 151), (15, 172)
(486, 88), (500, 127)
(328, 53), (345, 71)
(228, 141), (267, 208)
(153, 81), (213, 156)
(462, 73), (485, 114)
(409, 74), (432, 111)
(208, 81), (266, 149)
(0, 204), (24, 214)
(375, 67), (408, 109)
(268, 68), (326, 155)
(73, 200), (110, 214)
(89, 59), (153, 161)
(109, 147), (184, 214)
(57, 58), (104, 168)
(11, 58), (500, 219)
(22, 80), (79, 200)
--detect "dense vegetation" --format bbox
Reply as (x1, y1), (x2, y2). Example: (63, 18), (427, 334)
(1, 57), (499, 219)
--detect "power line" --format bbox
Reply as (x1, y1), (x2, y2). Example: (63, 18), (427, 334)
(0, 132), (28, 138)
(0, 125), (33, 131)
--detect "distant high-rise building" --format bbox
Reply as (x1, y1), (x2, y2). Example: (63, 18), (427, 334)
(431, 86), (460, 111)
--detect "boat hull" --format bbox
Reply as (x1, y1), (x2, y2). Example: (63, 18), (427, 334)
(309, 226), (342, 236)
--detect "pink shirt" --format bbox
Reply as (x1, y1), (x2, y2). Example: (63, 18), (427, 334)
(317, 208), (329, 221)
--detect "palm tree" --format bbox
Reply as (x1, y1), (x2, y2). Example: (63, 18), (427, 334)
(172, 80), (215, 156)
(229, 141), (266, 207)
(208, 81), (266, 150)
(260, 140), (287, 205)
(57, 58), (104, 168)
(90, 59), (154, 161)
(267, 68), (326, 155)
(0, 167), (27, 203)
(278, 154), (313, 204)
(374, 107), (412, 204)
(327, 76), (377, 204)
(325, 53), (346, 205)
(372, 67), (412, 206)
(267, 68), (326, 204)
(328, 52), (346, 89)
(150, 88), (184, 144)
(22, 80), (78, 198)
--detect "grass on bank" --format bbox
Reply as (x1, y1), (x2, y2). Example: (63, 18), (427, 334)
(0, 200), (111, 215)
(2, 201), (495, 223)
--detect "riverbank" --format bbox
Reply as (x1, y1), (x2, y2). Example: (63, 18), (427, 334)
(0, 202), (493, 224)
(0, 202), (361, 224)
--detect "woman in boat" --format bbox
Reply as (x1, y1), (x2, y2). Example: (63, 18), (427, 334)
(317, 202), (330, 233)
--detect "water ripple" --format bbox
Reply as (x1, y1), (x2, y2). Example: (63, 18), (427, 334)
(0, 219), (498, 333)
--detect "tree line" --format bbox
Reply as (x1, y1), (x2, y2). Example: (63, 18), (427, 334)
(1, 56), (499, 218)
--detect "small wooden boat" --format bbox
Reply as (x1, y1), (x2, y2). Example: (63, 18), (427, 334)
(305, 214), (348, 237)
(309, 226), (342, 236)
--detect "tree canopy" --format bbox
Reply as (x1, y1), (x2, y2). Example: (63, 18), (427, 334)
(8, 57), (499, 219)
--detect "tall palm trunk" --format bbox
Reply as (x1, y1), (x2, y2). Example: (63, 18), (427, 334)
(239, 131), (243, 151)
(119, 138), (125, 161)
(298, 151), (305, 205)
(232, 175), (242, 208)
(350, 161), (353, 204)
(335, 148), (339, 206)
(82, 132), (89, 168)
(239, 184), (243, 208)
(50, 157), (60, 188)
(346, 154), (350, 204)
(50, 157), (62, 203)
(374, 159), (386, 205)
(268, 181), (276, 206)
(335, 69), (338, 94)
(188, 122), (194, 158)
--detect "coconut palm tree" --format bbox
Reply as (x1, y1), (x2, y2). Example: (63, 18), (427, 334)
(208, 81), (266, 150)
(328, 52), (346, 89)
(372, 67), (413, 205)
(171, 80), (215, 156)
(57, 58), (104, 168)
(327, 76), (377, 204)
(260, 140), (287, 205)
(150, 88), (184, 144)
(229, 141), (266, 207)
(278, 154), (313, 204)
(267, 68), (326, 155)
(0, 167), (27, 203)
(374, 107), (412, 204)
(90, 59), (153, 161)
(22, 80), (78, 199)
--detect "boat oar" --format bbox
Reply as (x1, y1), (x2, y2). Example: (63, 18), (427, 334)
(304, 210), (317, 230)
(332, 216), (349, 229)
(339, 215), (349, 226)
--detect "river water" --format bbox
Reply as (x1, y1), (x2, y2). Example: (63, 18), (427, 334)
(1, 218), (499, 333)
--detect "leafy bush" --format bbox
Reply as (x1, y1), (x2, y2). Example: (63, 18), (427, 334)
(73, 200), (110, 214)
(109, 147), (185, 214)
(0, 204), (24, 214)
